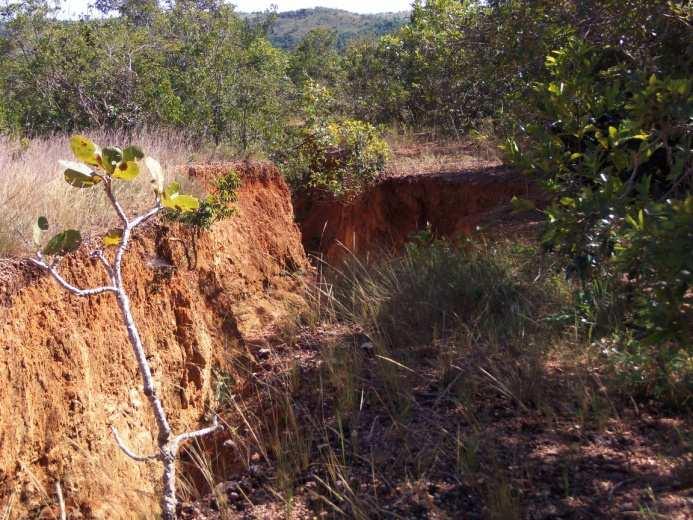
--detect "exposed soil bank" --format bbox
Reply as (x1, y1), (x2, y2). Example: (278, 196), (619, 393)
(294, 166), (538, 264)
(0, 162), (308, 519)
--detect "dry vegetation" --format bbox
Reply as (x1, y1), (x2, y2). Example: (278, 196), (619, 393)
(0, 130), (234, 257)
(178, 240), (692, 519)
(383, 129), (503, 178)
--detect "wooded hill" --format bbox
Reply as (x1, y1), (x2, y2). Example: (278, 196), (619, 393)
(244, 7), (409, 49)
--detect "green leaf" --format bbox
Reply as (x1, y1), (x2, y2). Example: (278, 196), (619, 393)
(163, 193), (200, 213)
(43, 229), (82, 256)
(144, 157), (165, 193)
(162, 181), (199, 212)
(164, 181), (181, 198)
(112, 161), (140, 181)
(101, 147), (123, 174)
(608, 126), (618, 140)
(37, 216), (49, 231)
(60, 160), (102, 188)
(69, 135), (101, 167)
(103, 228), (123, 247)
(123, 146), (144, 162)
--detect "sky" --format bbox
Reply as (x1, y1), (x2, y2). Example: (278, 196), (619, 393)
(59, 0), (413, 18)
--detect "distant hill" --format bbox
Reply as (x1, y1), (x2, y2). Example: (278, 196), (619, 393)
(244, 7), (410, 50)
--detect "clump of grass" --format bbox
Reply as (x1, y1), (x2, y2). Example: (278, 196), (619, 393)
(328, 235), (562, 355)
(0, 129), (233, 257)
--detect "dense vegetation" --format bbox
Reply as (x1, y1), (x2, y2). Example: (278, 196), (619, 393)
(1, 0), (691, 402)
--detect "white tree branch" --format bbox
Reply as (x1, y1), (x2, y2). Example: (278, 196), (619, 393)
(130, 203), (163, 229)
(103, 178), (130, 225)
(31, 255), (117, 297)
(171, 416), (221, 451)
(111, 426), (160, 462)
(91, 249), (115, 280)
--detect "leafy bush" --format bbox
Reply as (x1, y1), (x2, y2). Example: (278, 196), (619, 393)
(506, 36), (692, 400)
(165, 169), (240, 228)
(280, 81), (390, 197)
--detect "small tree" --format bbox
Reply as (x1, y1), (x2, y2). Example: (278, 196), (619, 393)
(29, 135), (221, 520)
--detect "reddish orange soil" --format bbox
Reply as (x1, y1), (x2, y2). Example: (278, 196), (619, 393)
(0, 162), (309, 519)
(294, 166), (543, 265)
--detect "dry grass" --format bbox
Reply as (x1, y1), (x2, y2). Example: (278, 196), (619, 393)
(174, 237), (691, 519)
(383, 130), (503, 177)
(0, 129), (232, 257)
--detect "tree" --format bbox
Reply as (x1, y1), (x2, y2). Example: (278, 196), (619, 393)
(288, 28), (342, 87)
(29, 135), (220, 520)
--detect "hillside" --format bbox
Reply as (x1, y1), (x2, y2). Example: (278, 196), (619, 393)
(246, 7), (409, 50)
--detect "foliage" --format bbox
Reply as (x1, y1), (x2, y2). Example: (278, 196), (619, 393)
(165, 169), (240, 229)
(505, 34), (692, 399)
(0, 0), (292, 150)
(342, 0), (691, 135)
(251, 7), (408, 51)
(287, 28), (343, 87)
(32, 134), (198, 254)
(280, 81), (390, 197)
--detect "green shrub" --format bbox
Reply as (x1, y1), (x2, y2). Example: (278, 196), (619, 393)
(164, 169), (240, 228)
(505, 36), (692, 401)
(280, 81), (390, 197)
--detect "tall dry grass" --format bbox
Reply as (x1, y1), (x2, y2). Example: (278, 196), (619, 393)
(0, 129), (228, 257)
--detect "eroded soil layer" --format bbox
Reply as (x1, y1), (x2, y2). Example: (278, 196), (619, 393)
(0, 162), (308, 519)
(295, 166), (540, 265)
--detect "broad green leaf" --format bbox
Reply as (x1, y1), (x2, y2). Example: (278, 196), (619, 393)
(595, 132), (609, 149)
(123, 146), (144, 162)
(60, 160), (102, 188)
(101, 147), (123, 174)
(103, 228), (123, 247)
(608, 126), (618, 140)
(144, 157), (165, 193)
(112, 160), (140, 181)
(163, 192), (200, 213)
(69, 135), (101, 167)
(43, 229), (82, 256)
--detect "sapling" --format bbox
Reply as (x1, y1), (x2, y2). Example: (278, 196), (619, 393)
(29, 135), (221, 520)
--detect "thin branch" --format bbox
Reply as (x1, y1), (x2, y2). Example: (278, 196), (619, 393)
(111, 427), (160, 462)
(91, 249), (115, 280)
(103, 178), (129, 225)
(171, 416), (222, 452)
(55, 481), (66, 520)
(130, 203), (163, 229)
(31, 255), (118, 297)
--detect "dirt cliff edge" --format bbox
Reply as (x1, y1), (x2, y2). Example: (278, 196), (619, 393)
(0, 162), (308, 518)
